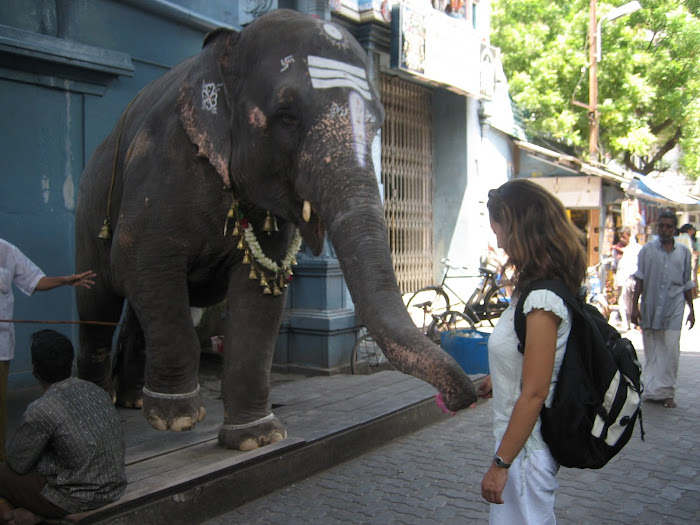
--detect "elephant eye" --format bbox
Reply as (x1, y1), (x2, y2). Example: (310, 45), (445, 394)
(280, 113), (298, 126)
(274, 108), (299, 127)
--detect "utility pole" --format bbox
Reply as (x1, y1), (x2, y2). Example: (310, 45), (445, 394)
(589, 0), (599, 163)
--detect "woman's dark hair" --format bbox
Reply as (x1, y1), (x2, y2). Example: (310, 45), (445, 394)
(31, 329), (74, 384)
(487, 179), (587, 295)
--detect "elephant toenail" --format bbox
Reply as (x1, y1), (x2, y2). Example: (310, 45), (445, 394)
(270, 432), (285, 443)
(239, 438), (259, 451)
(170, 417), (195, 432)
(147, 415), (168, 431)
(197, 406), (206, 421)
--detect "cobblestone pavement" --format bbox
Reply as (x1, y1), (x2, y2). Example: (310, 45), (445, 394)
(204, 327), (700, 525)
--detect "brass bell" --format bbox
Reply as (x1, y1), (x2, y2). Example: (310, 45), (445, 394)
(248, 266), (258, 280)
(242, 250), (251, 265)
(97, 218), (112, 240)
(272, 283), (282, 296)
(259, 275), (268, 288)
(232, 221), (241, 237)
(237, 238), (245, 251)
(227, 207), (235, 219)
(262, 284), (272, 295)
(263, 211), (275, 234)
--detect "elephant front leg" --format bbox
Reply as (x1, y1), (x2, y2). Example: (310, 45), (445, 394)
(218, 266), (287, 451)
(129, 283), (206, 432)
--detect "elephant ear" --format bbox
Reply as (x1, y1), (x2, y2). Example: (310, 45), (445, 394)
(177, 29), (240, 189)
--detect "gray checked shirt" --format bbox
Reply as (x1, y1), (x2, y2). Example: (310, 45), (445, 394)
(7, 377), (127, 513)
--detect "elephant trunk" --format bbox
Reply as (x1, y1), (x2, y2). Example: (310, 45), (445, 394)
(317, 172), (477, 411)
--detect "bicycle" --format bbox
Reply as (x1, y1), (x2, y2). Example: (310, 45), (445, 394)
(351, 303), (474, 374)
(409, 299), (475, 344)
(405, 258), (511, 329)
(350, 327), (386, 374)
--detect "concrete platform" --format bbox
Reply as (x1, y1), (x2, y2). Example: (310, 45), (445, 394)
(8, 355), (484, 524)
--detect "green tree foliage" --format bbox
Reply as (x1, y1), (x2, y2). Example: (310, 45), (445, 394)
(491, 0), (700, 178)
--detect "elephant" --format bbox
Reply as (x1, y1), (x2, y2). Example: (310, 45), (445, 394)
(75, 9), (477, 451)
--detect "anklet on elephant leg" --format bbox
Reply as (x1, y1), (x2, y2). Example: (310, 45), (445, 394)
(142, 384), (200, 399)
(221, 412), (276, 430)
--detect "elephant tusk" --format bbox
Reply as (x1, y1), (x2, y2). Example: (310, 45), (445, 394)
(302, 200), (312, 223)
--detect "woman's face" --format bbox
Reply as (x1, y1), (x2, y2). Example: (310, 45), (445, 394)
(490, 217), (508, 254)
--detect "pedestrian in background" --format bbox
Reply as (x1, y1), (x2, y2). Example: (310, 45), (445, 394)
(615, 229), (642, 332)
(632, 211), (695, 409)
(677, 223), (699, 294)
(0, 238), (96, 461)
(477, 179), (587, 524)
(0, 330), (126, 523)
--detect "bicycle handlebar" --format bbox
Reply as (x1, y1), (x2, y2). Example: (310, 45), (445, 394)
(440, 258), (470, 271)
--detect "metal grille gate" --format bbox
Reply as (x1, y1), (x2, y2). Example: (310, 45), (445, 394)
(380, 74), (434, 294)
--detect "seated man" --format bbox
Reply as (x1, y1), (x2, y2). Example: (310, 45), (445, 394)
(0, 330), (126, 524)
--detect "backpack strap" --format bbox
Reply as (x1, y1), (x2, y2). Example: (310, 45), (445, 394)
(514, 279), (585, 354)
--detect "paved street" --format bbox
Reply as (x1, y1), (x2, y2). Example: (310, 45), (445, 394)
(204, 326), (700, 525)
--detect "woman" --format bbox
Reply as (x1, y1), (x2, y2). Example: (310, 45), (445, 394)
(478, 180), (587, 524)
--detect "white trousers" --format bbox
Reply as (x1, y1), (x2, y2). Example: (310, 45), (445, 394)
(641, 329), (681, 400)
(490, 445), (560, 525)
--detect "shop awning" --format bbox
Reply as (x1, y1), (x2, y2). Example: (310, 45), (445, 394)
(625, 175), (700, 206)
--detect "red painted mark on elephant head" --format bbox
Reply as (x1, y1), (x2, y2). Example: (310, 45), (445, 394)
(249, 107), (267, 129)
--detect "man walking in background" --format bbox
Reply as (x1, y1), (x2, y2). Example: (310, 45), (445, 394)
(631, 211), (696, 409)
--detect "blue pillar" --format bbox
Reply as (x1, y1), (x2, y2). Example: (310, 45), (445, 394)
(274, 238), (358, 375)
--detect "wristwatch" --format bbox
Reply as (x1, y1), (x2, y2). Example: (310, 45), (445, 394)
(493, 454), (512, 469)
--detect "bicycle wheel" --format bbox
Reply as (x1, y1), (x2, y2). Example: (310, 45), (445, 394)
(351, 331), (385, 374)
(406, 286), (450, 329)
(426, 310), (475, 344)
(482, 287), (510, 326)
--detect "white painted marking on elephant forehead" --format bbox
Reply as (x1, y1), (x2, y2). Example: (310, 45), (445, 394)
(308, 55), (371, 100)
(323, 23), (343, 41)
(280, 55), (295, 72)
(221, 412), (276, 430)
(328, 102), (349, 119)
(201, 81), (223, 114)
(349, 91), (367, 168)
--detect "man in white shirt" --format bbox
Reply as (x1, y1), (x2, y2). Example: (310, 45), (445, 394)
(0, 238), (95, 461)
(631, 212), (696, 409)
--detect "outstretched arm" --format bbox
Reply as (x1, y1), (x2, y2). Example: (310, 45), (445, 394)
(35, 270), (96, 291)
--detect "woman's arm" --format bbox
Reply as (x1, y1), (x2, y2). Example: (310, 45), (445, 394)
(481, 308), (559, 504)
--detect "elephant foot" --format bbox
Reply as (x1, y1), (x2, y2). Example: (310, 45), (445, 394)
(114, 377), (144, 408)
(218, 413), (287, 451)
(142, 384), (206, 432)
(117, 390), (143, 409)
(78, 347), (115, 397)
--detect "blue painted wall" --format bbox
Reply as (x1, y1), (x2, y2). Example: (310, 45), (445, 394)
(0, 0), (224, 388)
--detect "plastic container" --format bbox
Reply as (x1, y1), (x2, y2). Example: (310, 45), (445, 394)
(440, 329), (490, 374)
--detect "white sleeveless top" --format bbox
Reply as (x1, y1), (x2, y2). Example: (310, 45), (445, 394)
(488, 289), (571, 454)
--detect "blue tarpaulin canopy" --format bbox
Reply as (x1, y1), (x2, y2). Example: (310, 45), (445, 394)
(626, 175), (700, 206)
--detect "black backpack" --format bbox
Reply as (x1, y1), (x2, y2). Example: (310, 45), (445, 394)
(514, 280), (645, 469)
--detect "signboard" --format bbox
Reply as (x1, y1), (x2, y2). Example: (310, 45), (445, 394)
(390, 3), (481, 97)
(529, 176), (603, 209)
